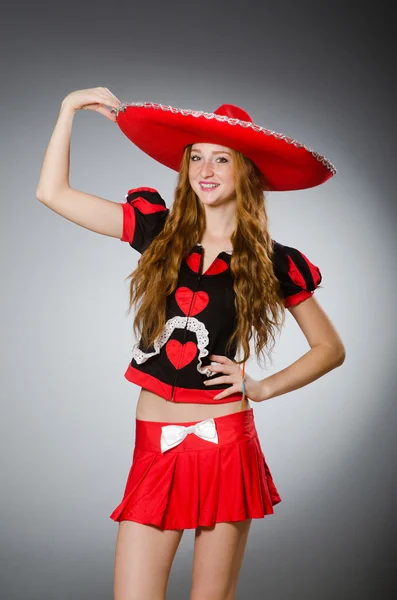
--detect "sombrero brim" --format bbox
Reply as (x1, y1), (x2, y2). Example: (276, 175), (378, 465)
(113, 102), (336, 192)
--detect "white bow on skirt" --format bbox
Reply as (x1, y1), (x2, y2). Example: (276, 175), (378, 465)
(160, 418), (219, 453)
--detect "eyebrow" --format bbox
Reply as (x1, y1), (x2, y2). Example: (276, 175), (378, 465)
(191, 149), (232, 155)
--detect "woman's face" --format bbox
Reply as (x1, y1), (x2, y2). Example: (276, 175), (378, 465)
(188, 143), (236, 205)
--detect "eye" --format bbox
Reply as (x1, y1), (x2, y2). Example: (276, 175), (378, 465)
(190, 154), (229, 163)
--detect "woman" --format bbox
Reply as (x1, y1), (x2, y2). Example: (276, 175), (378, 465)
(36, 87), (346, 600)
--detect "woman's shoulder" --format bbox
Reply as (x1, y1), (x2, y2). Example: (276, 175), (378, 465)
(271, 239), (323, 307)
(125, 186), (167, 209)
(120, 186), (169, 252)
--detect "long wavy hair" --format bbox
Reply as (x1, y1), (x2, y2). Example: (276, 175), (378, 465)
(125, 144), (286, 368)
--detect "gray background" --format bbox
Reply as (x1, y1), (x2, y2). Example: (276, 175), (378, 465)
(1, 1), (395, 598)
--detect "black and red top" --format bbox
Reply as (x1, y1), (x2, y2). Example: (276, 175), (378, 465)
(120, 187), (322, 404)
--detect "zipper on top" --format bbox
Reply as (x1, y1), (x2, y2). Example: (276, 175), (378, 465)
(170, 246), (204, 402)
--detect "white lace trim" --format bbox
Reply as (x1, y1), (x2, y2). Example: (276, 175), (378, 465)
(131, 316), (216, 376)
(112, 101), (336, 175)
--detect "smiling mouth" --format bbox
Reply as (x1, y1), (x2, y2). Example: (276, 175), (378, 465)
(199, 183), (220, 190)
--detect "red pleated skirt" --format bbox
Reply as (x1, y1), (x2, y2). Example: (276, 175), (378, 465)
(110, 408), (282, 530)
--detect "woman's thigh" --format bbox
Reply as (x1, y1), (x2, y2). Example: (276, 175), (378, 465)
(114, 520), (184, 600)
(190, 519), (252, 600)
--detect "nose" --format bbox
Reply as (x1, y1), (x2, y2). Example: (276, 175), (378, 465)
(199, 160), (214, 177)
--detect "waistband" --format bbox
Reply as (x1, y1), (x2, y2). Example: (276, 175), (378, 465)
(124, 364), (244, 404)
(134, 408), (257, 453)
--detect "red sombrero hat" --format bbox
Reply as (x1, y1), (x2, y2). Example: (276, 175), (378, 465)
(112, 101), (336, 191)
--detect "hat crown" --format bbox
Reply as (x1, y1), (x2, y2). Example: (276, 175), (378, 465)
(214, 104), (253, 123)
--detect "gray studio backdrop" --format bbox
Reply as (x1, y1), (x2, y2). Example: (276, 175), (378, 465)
(1, 2), (395, 599)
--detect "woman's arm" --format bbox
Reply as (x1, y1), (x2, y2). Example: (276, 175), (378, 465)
(260, 296), (346, 400)
(36, 88), (125, 239)
(36, 100), (76, 199)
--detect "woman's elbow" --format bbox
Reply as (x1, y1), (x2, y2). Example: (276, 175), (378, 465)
(328, 341), (346, 368)
(313, 339), (346, 369)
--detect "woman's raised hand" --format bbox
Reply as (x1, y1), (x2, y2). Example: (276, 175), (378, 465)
(61, 87), (121, 122)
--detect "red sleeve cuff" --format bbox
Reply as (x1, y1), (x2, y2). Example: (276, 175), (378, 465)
(120, 202), (136, 243)
(284, 290), (313, 308)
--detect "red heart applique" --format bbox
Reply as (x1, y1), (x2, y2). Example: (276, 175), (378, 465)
(175, 286), (209, 316)
(175, 287), (209, 316)
(166, 340), (197, 369)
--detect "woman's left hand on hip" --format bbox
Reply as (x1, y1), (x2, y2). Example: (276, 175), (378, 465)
(204, 354), (268, 403)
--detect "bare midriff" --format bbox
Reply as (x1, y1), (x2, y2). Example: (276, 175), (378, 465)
(136, 388), (251, 422)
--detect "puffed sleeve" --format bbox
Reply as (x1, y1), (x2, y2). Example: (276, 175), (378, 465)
(120, 187), (169, 253)
(272, 240), (323, 307)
